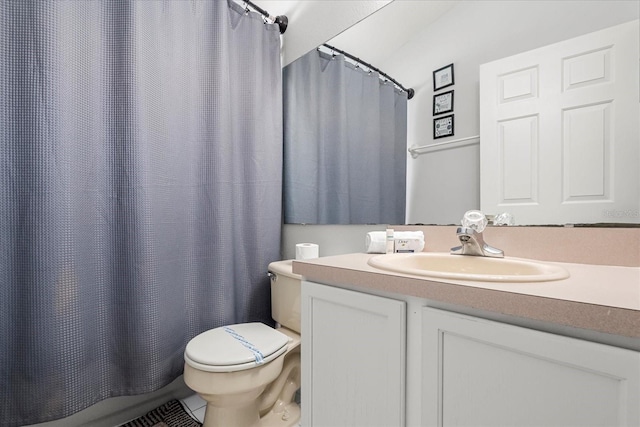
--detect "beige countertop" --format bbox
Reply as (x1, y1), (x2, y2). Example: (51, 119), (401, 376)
(293, 252), (640, 338)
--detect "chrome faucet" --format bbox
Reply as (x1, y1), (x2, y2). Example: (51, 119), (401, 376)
(450, 210), (504, 258)
(451, 227), (504, 257)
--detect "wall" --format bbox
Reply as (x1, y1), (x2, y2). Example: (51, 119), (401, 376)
(282, 224), (385, 260)
(379, 0), (639, 225)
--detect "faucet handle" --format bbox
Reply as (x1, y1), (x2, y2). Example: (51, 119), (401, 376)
(461, 210), (488, 232)
(494, 212), (515, 226)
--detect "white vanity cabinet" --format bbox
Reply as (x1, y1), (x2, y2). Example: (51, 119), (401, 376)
(301, 280), (406, 427)
(421, 307), (640, 427)
(301, 280), (640, 427)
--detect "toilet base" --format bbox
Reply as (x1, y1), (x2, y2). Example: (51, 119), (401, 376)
(259, 401), (300, 427)
(202, 400), (259, 427)
(202, 402), (300, 427)
(200, 394), (300, 427)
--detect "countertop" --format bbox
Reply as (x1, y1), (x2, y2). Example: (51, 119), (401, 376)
(293, 252), (640, 338)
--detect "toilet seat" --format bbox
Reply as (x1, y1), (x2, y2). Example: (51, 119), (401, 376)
(184, 322), (290, 373)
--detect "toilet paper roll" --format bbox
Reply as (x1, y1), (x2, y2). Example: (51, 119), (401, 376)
(295, 243), (319, 260)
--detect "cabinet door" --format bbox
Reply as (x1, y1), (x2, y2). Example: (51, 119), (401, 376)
(422, 307), (640, 427)
(302, 281), (406, 427)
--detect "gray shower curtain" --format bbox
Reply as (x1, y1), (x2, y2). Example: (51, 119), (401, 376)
(283, 49), (407, 225)
(0, 1), (282, 425)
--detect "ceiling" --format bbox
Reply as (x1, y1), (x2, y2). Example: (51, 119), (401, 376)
(255, 0), (458, 66)
(328, 0), (458, 66)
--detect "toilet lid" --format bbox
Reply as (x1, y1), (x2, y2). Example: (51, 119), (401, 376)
(184, 322), (290, 372)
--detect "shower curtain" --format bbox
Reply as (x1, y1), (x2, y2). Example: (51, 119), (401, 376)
(283, 49), (407, 225)
(0, 1), (283, 425)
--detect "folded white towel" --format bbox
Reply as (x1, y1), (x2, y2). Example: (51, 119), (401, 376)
(365, 231), (387, 254)
(365, 231), (425, 253)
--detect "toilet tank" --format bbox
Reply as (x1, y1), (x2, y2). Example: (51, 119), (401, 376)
(268, 260), (301, 333)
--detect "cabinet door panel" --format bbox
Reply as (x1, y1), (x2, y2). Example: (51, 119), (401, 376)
(302, 281), (406, 427)
(422, 308), (640, 427)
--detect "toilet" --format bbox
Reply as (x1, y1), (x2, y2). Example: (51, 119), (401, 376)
(183, 260), (302, 427)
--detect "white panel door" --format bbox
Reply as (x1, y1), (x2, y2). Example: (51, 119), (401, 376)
(301, 281), (406, 427)
(422, 308), (640, 427)
(480, 20), (639, 225)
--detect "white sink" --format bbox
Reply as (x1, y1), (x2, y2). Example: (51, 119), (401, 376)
(368, 252), (569, 282)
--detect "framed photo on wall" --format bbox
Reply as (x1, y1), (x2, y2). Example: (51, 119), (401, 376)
(433, 114), (454, 139)
(433, 63), (454, 91)
(433, 90), (454, 115)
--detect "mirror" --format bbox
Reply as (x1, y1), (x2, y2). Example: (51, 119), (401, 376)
(283, 45), (408, 225)
(282, 0), (639, 226)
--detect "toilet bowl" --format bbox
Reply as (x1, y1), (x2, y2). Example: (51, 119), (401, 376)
(184, 260), (302, 427)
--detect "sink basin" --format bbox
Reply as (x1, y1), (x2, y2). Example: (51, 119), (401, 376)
(368, 252), (569, 282)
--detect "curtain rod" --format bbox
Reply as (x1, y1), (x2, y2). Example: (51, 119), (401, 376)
(244, 1), (288, 34)
(321, 43), (415, 99)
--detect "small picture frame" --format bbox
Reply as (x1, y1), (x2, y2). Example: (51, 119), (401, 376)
(433, 114), (454, 139)
(433, 63), (454, 91)
(433, 90), (454, 116)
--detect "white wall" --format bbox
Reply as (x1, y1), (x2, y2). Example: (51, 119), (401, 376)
(379, 0), (639, 225)
(282, 224), (385, 259)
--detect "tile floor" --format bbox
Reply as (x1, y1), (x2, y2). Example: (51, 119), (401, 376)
(179, 393), (207, 423)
